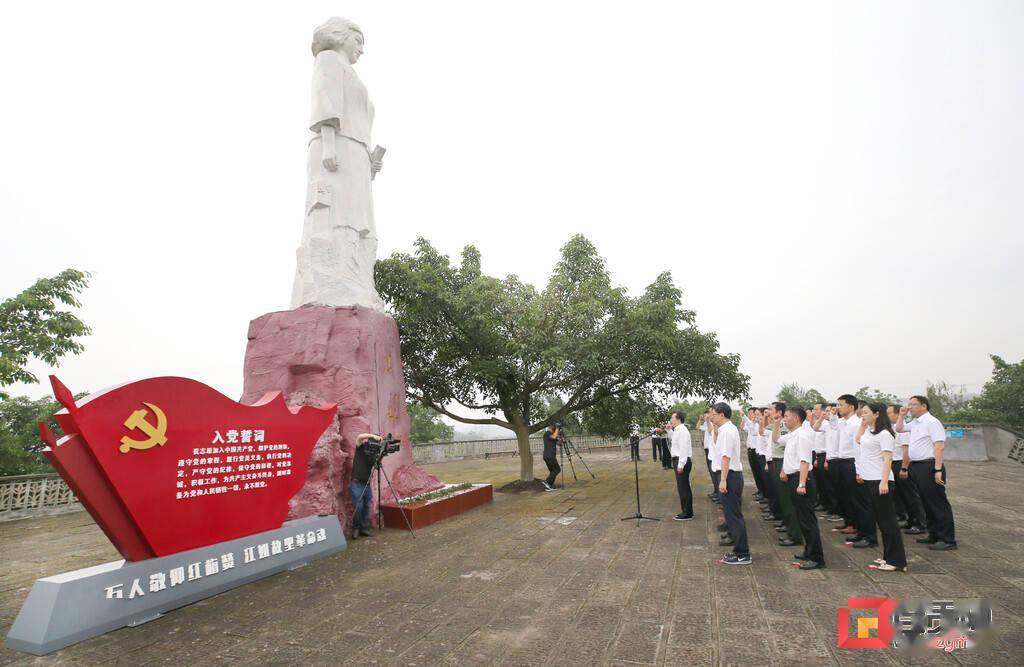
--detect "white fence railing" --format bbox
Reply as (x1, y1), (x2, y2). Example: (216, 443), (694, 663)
(0, 474), (77, 516)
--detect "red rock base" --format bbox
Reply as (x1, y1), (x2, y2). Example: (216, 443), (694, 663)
(241, 306), (443, 528)
(381, 484), (494, 530)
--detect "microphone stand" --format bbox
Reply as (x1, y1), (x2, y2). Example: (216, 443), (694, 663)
(621, 436), (659, 525)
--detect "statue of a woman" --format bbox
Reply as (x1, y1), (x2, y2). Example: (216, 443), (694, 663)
(290, 18), (385, 311)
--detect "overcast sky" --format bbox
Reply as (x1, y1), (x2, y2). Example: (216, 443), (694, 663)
(2, 1), (1022, 418)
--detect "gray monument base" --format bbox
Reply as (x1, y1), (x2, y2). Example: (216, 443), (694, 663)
(5, 515), (346, 655)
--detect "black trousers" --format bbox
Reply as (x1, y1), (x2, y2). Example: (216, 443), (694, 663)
(748, 448), (764, 495)
(891, 460), (926, 528)
(759, 455), (779, 517)
(630, 441), (640, 461)
(674, 458), (693, 516)
(788, 474), (823, 564)
(813, 453), (833, 511)
(704, 451), (717, 495)
(852, 478), (877, 543)
(660, 439), (672, 468)
(909, 461), (956, 544)
(543, 445), (560, 486)
(652, 437), (660, 461)
(719, 470), (748, 557)
(827, 459), (843, 516)
(833, 458), (858, 527)
(865, 479), (907, 568)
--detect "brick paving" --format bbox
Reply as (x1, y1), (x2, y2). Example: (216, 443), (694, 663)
(1, 449), (1022, 666)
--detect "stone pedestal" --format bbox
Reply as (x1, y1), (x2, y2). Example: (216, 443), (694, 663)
(242, 306), (442, 527)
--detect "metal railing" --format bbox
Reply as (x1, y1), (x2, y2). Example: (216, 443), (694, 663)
(0, 474), (77, 516)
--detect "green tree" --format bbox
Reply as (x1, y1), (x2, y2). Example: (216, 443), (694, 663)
(853, 386), (901, 405)
(667, 399), (711, 427)
(951, 355), (1024, 432)
(1, 269), (90, 397)
(407, 401), (455, 444)
(776, 383), (827, 408)
(925, 381), (969, 420)
(376, 235), (749, 481)
(0, 393), (86, 476)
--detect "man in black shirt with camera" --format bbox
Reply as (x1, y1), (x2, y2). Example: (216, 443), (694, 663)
(541, 424), (561, 491)
(349, 432), (382, 540)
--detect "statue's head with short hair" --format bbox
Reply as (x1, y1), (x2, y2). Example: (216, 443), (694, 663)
(311, 17), (364, 62)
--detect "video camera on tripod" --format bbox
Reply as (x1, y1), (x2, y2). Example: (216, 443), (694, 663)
(363, 433), (401, 460)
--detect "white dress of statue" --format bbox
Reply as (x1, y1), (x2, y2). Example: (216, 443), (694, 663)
(291, 18), (386, 311)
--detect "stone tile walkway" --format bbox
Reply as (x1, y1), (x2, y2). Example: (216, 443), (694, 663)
(1, 450), (1022, 665)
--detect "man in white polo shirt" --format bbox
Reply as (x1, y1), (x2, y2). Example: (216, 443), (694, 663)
(711, 403), (750, 565)
(771, 406), (824, 570)
(669, 410), (694, 520)
(895, 395), (957, 550)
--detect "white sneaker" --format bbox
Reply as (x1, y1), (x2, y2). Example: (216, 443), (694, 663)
(540, 480), (553, 491)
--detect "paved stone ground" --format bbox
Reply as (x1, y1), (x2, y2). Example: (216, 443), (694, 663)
(1, 450), (1022, 666)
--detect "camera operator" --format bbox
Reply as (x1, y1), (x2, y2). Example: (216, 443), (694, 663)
(541, 423), (562, 491)
(629, 428), (641, 461)
(350, 432), (381, 540)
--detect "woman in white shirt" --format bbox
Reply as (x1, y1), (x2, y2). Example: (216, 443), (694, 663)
(855, 403), (908, 572)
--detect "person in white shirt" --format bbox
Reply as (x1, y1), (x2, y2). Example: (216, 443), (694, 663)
(855, 403), (908, 572)
(710, 403), (750, 565)
(766, 402), (802, 547)
(886, 404), (926, 534)
(811, 404), (837, 516)
(699, 411), (719, 501)
(832, 394), (873, 544)
(895, 395), (957, 550)
(770, 406), (824, 570)
(669, 411), (694, 521)
(742, 409), (766, 502)
(848, 398), (878, 548)
(824, 405), (844, 523)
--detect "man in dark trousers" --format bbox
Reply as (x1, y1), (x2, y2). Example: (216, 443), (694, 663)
(540, 424), (562, 491)
(895, 396), (957, 550)
(350, 432), (381, 540)
(711, 403), (750, 565)
(772, 407), (825, 569)
(629, 430), (641, 461)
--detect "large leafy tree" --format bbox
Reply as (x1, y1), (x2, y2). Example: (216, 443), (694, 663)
(1, 269), (90, 397)
(375, 235), (748, 481)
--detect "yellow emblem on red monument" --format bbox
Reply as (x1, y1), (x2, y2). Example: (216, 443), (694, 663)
(119, 402), (168, 453)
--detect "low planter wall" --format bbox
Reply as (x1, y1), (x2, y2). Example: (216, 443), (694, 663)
(381, 484), (493, 530)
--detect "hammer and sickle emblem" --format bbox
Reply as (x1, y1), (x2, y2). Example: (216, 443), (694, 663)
(119, 402), (169, 454)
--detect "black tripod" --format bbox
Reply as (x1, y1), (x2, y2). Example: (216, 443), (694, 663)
(354, 447), (416, 537)
(557, 435), (596, 488)
(621, 436), (659, 524)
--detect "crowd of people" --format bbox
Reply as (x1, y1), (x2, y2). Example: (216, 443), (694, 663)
(649, 395), (957, 569)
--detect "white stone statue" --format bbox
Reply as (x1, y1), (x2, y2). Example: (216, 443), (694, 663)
(290, 18), (386, 311)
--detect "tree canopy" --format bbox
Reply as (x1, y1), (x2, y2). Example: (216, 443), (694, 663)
(407, 401), (455, 444)
(376, 235), (748, 480)
(0, 269), (90, 396)
(949, 355), (1024, 432)
(775, 383), (827, 408)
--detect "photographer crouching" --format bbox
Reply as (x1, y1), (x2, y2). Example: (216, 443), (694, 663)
(541, 423), (562, 491)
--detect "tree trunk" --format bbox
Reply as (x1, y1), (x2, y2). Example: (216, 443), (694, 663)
(515, 425), (534, 481)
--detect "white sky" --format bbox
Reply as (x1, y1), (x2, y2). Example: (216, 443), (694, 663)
(2, 1), (1022, 418)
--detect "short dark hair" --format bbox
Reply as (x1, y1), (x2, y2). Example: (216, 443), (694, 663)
(837, 394), (858, 408)
(910, 395), (930, 410)
(826, 402), (837, 408)
(772, 401), (786, 414)
(671, 410), (686, 423)
(712, 402), (732, 419)
(787, 406), (807, 422)
(888, 403), (902, 412)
